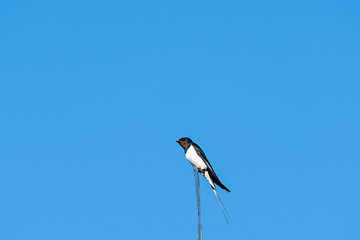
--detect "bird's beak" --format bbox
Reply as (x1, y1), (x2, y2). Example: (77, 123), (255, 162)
(176, 140), (179, 143)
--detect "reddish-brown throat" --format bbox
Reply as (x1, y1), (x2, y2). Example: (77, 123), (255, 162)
(177, 138), (190, 149)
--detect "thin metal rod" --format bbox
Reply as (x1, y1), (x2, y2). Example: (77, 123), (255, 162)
(194, 168), (202, 240)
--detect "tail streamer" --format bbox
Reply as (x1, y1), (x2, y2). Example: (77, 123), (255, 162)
(212, 187), (231, 224)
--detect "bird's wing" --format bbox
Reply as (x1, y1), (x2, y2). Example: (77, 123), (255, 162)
(192, 143), (230, 192)
(191, 142), (214, 169)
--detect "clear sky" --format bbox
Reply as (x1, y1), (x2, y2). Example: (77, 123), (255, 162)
(1, 1), (359, 239)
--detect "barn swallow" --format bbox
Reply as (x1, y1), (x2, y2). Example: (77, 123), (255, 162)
(177, 137), (230, 222)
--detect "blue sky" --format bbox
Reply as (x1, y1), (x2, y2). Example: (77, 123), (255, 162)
(1, 1), (359, 239)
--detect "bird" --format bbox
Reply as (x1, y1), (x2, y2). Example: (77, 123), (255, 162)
(177, 137), (230, 222)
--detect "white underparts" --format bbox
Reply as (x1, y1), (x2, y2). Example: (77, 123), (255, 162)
(185, 145), (208, 170)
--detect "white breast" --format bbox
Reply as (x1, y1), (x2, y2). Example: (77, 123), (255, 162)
(185, 145), (207, 170)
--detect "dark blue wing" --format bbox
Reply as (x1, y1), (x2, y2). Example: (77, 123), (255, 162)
(192, 143), (230, 192)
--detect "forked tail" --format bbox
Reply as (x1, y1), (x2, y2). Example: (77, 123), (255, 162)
(212, 188), (231, 224)
(203, 171), (231, 223)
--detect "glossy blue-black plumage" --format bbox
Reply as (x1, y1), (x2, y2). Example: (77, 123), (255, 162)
(177, 137), (230, 192)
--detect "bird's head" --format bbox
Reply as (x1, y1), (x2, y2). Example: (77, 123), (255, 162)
(176, 137), (193, 149)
